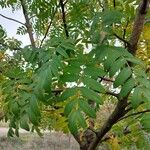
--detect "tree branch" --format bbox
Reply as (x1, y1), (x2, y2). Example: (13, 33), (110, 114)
(128, 0), (149, 55)
(40, 3), (59, 48)
(99, 76), (114, 82)
(113, 0), (116, 8)
(113, 33), (129, 46)
(145, 18), (150, 23)
(60, 0), (69, 38)
(20, 0), (35, 48)
(101, 127), (131, 142)
(118, 109), (150, 121)
(0, 13), (25, 26)
(88, 97), (128, 150)
(105, 91), (118, 98)
(123, 20), (129, 42)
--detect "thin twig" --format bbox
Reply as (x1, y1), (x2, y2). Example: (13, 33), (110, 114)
(99, 76), (114, 82)
(113, 0), (116, 8)
(0, 13), (25, 26)
(114, 33), (129, 46)
(118, 109), (150, 121)
(60, 0), (69, 38)
(123, 20), (129, 44)
(29, 15), (36, 20)
(52, 87), (118, 98)
(40, 4), (59, 48)
(105, 91), (118, 98)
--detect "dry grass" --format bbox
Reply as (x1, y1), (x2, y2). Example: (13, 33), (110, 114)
(0, 131), (79, 150)
(0, 123), (108, 150)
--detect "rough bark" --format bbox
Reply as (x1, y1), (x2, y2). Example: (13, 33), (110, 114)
(20, 0), (35, 48)
(128, 0), (149, 55)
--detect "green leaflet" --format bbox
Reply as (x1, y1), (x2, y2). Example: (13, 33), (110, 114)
(60, 88), (78, 101)
(30, 95), (40, 116)
(134, 69), (147, 79)
(90, 12), (101, 33)
(102, 10), (123, 25)
(17, 25), (27, 35)
(82, 76), (105, 93)
(130, 87), (143, 108)
(78, 99), (96, 118)
(20, 116), (30, 131)
(131, 87), (150, 106)
(60, 73), (79, 83)
(137, 77), (150, 89)
(0, 25), (5, 38)
(7, 128), (14, 137)
(94, 45), (108, 62)
(34, 126), (43, 137)
(19, 92), (30, 106)
(64, 100), (77, 116)
(64, 64), (81, 75)
(61, 40), (75, 51)
(68, 110), (87, 134)
(9, 119), (16, 129)
(37, 54), (62, 82)
(115, 47), (133, 58)
(142, 88), (150, 101)
(80, 87), (102, 104)
(76, 110), (87, 128)
(84, 65), (106, 78)
(109, 58), (126, 77)
(27, 107), (39, 126)
(51, 61), (59, 77)
(68, 111), (78, 134)
(91, 32), (101, 44)
(126, 57), (143, 65)
(35, 91), (52, 103)
(140, 114), (150, 132)
(11, 101), (19, 115)
(52, 55), (63, 68)
(22, 48), (37, 64)
(49, 37), (62, 47)
(114, 67), (132, 88)
(104, 49), (121, 71)
(120, 78), (135, 98)
(15, 128), (19, 137)
(36, 64), (52, 91)
(56, 46), (69, 58)
(5, 67), (24, 79)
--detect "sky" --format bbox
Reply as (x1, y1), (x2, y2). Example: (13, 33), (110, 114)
(0, 7), (30, 46)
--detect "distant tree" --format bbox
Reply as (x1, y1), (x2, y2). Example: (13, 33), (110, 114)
(0, 0), (150, 149)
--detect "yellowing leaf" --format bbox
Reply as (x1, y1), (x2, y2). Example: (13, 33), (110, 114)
(109, 136), (121, 150)
(143, 25), (150, 40)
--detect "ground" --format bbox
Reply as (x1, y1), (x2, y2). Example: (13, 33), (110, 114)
(0, 127), (79, 150)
